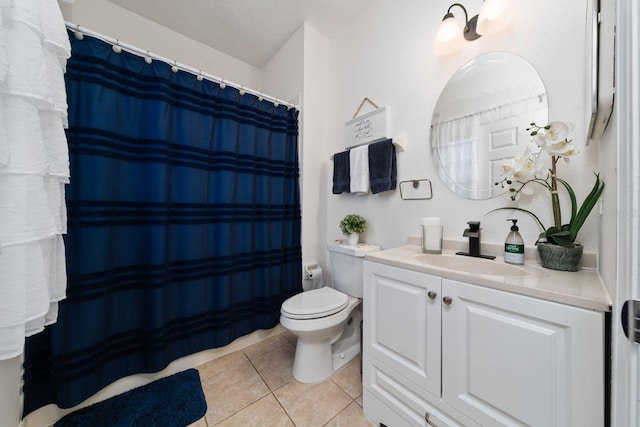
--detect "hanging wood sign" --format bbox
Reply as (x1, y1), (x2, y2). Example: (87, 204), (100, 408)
(344, 98), (390, 149)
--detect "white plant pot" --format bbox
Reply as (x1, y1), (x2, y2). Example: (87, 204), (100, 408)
(346, 233), (359, 246)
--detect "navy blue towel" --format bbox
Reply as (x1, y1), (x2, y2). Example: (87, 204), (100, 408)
(368, 139), (397, 194)
(332, 150), (351, 194)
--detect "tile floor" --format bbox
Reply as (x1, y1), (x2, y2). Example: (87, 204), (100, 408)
(190, 331), (375, 427)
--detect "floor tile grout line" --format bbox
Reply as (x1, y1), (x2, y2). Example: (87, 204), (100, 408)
(256, 342), (299, 425)
(272, 390), (298, 426)
(207, 358), (271, 426)
(246, 351), (278, 393)
(198, 332), (367, 426)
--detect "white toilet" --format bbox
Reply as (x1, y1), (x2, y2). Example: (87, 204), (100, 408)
(280, 242), (380, 383)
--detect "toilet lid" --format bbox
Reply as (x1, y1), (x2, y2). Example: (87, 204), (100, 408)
(281, 287), (349, 320)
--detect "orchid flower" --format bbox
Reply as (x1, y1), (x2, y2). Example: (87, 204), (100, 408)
(491, 121), (604, 248)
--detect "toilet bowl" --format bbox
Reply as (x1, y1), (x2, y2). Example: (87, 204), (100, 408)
(280, 242), (380, 383)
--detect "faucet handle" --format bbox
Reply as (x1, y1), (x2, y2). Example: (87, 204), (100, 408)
(467, 221), (481, 231)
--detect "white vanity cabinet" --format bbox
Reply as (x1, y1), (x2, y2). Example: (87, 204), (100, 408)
(363, 261), (605, 427)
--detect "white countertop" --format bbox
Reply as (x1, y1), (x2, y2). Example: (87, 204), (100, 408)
(364, 240), (612, 312)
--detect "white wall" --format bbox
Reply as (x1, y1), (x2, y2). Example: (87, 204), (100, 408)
(58, 0), (262, 90)
(263, 24), (332, 279)
(0, 356), (22, 427)
(301, 24), (332, 276)
(262, 25), (304, 105)
(326, 0), (602, 254)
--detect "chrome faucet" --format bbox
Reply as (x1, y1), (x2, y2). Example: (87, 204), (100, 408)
(456, 221), (496, 260)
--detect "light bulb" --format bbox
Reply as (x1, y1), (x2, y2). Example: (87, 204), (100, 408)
(477, 0), (514, 36)
(434, 15), (463, 56)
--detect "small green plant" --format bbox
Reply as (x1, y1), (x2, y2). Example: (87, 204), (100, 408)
(340, 214), (367, 235)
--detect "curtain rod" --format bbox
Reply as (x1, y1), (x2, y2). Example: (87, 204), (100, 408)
(65, 22), (299, 110)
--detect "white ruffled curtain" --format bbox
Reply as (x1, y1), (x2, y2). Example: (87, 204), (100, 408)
(434, 115), (481, 192)
(0, 0), (70, 360)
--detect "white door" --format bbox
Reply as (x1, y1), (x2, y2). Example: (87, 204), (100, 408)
(441, 279), (604, 427)
(363, 262), (442, 398)
(477, 109), (547, 199)
(612, 1), (640, 426)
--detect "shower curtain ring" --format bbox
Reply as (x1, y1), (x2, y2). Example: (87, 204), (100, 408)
(258, 93), (264, 102)
(273, 99), (280, 107)
(171, 61), (179, 73)
(144, 51), (152, 64)
(74, 24), (84, 40)
(197, 70), (204, 81)
(239, 86), (245, 96)
(219, 78), (226, 89)
(112, 40), (122, 53)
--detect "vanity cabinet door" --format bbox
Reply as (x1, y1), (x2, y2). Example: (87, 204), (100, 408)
(441, 279), (604, 427)
(363, 261), (442, 398)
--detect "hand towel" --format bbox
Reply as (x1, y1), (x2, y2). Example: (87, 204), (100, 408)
(368, 139), (397, 194)
(349, 145), (370, 194)
(332, 150), (350, 194)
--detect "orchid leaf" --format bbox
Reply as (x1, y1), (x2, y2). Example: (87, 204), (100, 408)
(570, 173), (605, 241)
(486, 207), (546, 232)
(548, 232), (574, 247)
(556, 177), (577, 225)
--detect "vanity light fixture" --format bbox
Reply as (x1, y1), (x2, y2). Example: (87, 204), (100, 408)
(434, 0), (513, 56)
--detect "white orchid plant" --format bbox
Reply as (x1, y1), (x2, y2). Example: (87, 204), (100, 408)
(492, 121), (604, 248)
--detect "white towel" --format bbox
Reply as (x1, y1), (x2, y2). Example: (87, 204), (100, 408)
(349, 145), (369, 194)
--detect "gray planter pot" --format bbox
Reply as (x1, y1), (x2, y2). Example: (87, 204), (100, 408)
(537, 242), (583, 271)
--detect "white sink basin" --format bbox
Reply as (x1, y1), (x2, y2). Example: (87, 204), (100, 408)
(414, 253), (530, 277)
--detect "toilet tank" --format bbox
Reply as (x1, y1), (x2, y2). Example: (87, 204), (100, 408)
(327, 243), (380, 298)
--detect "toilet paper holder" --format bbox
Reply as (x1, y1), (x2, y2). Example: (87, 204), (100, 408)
(303, 263), (321, 279)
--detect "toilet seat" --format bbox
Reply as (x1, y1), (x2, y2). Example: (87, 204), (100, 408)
(281, 287), (349, 320)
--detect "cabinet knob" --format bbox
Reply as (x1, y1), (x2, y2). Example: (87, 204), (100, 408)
(442, 296), (453, 305)
(428, 291), (437, 299)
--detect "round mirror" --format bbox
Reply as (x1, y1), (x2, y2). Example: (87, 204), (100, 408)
(430, 52), (548, 200)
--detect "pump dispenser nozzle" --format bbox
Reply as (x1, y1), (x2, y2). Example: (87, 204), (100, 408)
(508, 219), (519, 231)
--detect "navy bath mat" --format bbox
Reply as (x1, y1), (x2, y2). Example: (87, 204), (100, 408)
(54, 369), (207, 427)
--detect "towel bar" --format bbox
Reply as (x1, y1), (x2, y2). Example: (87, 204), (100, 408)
(330, 134), (406, 160)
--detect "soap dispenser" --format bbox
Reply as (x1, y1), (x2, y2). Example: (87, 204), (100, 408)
(504, 219), (524, 265)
